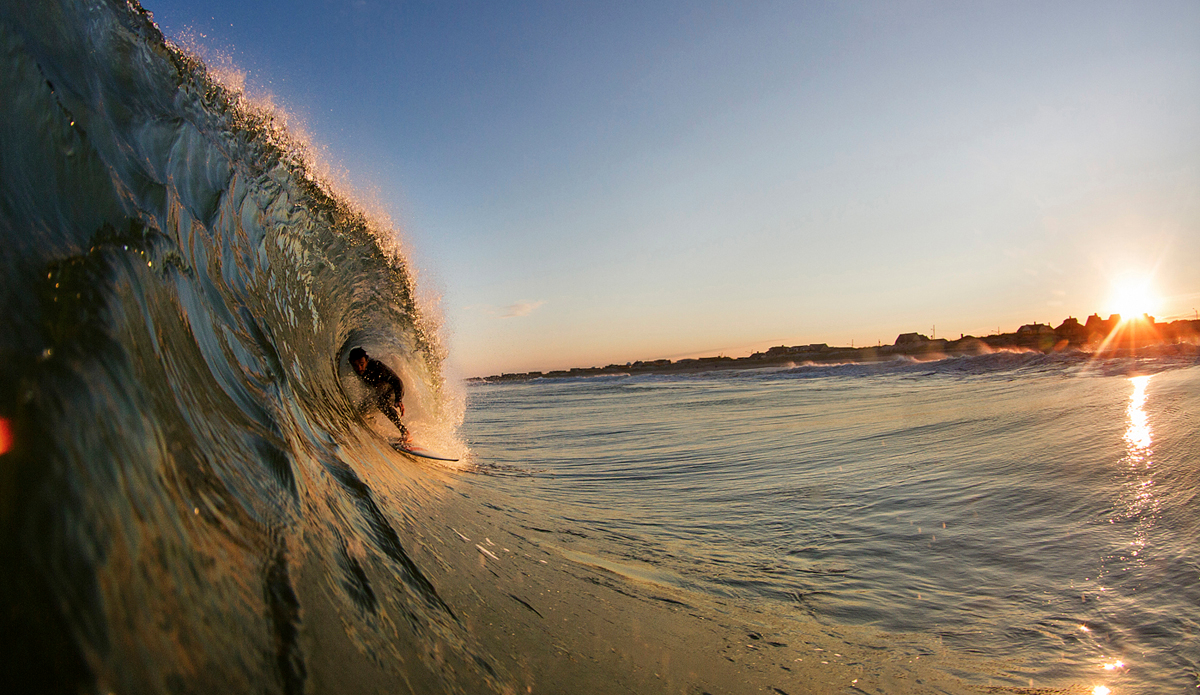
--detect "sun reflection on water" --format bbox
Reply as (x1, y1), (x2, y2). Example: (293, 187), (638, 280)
(1124, 376), (1152, 453)
(1085, 375), (1158, 695)
(1119, 375), (1157, 534)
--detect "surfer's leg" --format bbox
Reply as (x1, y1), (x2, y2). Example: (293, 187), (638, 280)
(385, 408), (409, 442)
(376, 389), (409, 441)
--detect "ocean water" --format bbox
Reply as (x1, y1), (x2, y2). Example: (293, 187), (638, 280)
(3, 1), (1199, 694)
(463, 355), (1200, 694)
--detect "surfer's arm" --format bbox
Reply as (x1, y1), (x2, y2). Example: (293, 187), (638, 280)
(378, 362), (404, 403)
(390, 378), (404, 416)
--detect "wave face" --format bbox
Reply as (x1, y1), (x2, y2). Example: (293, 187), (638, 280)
(0, 1), (481, 692)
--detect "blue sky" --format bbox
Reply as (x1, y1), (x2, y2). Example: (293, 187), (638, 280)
(146, 1), (1200, 376)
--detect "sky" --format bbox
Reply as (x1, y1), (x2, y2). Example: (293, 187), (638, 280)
(145, 0), (1200, 377)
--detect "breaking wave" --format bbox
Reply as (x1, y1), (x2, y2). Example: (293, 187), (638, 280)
(0, 1), (486, 691)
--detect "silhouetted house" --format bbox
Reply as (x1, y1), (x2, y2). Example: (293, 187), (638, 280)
(756, 344), (831, 359)
(891, 333), (949, 354)
(1016, 323), (1054, 336)
(1054, 317), (1089, 345)
(1015, 323), (1058, 350)
(1085, 313), (1120, 336)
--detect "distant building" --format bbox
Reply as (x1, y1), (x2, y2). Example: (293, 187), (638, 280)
(894, 333), (929, 345)
(1085, 314), (1119, 335)
(759, 344), (829, 358)
(1054, 317), (1089, 345)
(1016, 323), (1055, 336)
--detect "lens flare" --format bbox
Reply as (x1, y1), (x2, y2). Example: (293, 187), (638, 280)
(0, 417), (12, 455)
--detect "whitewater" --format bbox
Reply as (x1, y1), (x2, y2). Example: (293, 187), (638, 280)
(2, 1), (1199, 694)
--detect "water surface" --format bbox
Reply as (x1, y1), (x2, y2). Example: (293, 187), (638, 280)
(464, 355), (1200, 693)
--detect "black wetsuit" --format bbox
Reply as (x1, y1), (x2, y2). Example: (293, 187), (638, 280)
(358, 357), (407, 438)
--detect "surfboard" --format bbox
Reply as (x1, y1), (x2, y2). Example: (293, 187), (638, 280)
(390, 439), (460, 462)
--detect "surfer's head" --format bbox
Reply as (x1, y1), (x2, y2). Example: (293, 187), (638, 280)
(349, 347), (368, 374)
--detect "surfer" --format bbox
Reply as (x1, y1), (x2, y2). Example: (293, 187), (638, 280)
(349, 347), (409, 443)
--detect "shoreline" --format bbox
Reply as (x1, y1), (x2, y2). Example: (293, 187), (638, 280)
(470, 314), (1200, 383)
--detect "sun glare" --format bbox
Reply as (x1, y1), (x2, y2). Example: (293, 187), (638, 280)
(1106, 277), (1158, 321)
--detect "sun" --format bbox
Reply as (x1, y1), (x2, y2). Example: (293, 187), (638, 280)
(1106, 276), (1159, 321)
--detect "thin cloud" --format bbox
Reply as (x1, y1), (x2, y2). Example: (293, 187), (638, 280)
(501, 300), (545, 318)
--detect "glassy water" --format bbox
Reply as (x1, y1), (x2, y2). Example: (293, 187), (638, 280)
(463, 354), (1200, 693)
